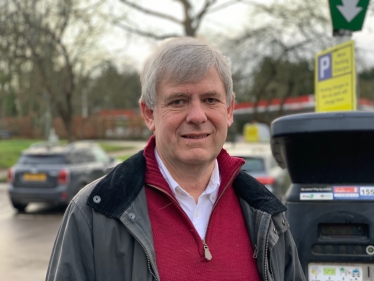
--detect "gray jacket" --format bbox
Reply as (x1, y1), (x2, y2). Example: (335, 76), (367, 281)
(46, 151), (306, 281)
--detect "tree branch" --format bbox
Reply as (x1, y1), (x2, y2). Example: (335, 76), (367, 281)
(193, 0), (217, 31)
(115, 22), (180, 40)
(118, 0), (182, 24)
(206, 0), (243, 14)
(177, 0), (195, 35)
(20, 7), (75, 98)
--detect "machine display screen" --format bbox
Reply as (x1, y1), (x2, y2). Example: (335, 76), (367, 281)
(319, 223), (368, 238)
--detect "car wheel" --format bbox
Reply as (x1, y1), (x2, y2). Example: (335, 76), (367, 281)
(11, 201), (28, 212)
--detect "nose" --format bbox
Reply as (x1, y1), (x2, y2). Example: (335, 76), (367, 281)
(185, 101), (207, 124)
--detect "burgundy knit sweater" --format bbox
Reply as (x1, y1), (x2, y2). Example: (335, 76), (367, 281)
(144, 137), (261, 281)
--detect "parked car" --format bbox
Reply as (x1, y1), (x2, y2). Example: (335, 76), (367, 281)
(7, 141), (120, 212)
(224, 142), (290, 200)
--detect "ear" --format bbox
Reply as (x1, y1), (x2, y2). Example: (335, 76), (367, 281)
(140, 101), (155, 132)
(227, 94), (235, 127)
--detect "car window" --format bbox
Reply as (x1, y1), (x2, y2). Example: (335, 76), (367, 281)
(92, 147), (109, 163)
(83, 151), (96, 163)
(18, 155), (66, 165)
(240, 157), (265, 172)
(66, 152), (82, 164)
(67, 150), (96, 164)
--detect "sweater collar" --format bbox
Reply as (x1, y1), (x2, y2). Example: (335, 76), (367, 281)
(143, 135), (245, 199)
(155, 148), (220, 201)
(87, 138), (286, 219)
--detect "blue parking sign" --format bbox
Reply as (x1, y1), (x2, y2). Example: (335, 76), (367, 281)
(318, 53), (332, 81)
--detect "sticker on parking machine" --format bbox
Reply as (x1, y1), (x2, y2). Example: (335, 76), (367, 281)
(300, 193), (333, 200)
(332, 186), (374, 200)
(301, 187), (332, 192)
(333, 186), (359, 200)
(308, 263), (363, 281)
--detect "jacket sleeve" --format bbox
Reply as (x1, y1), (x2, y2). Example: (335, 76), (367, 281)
(46, 200), (95, 281)
(283, 228), (306, 281)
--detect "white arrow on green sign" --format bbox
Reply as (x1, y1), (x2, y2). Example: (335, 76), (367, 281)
(329, 0), (370, 31)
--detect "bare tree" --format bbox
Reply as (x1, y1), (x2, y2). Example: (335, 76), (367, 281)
(0, 0), (105, 141)
(226, 0), (335, 124)
(109, 0), (245, 38)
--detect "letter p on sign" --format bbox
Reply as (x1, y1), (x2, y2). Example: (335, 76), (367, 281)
(318, 53), (332, 81)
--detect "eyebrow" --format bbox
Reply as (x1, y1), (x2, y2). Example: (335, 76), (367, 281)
(200, 91), (222, 99)
(163, 93), (190, 104)
(163, 91), (224, 104)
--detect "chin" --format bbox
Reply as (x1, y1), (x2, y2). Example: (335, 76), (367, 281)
(180, 152), (216, 165)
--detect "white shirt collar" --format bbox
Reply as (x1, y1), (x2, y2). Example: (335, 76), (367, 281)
(154, 148), (220, 203)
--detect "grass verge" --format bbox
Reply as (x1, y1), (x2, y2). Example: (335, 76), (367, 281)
(0, 139), (43, 169)
(117, 155), (132, 161)
(97, 143), (135, 153)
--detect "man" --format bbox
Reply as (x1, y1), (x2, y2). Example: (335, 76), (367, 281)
(46, 37), (306, 281)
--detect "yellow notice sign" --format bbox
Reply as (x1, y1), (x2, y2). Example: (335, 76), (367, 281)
(315, 40), (356, 112)
(244, 123), (259, 142)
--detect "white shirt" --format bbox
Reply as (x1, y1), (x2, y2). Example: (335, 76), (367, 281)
(155, 148), (220, 239)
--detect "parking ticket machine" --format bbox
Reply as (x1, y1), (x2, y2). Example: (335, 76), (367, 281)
(270, 112), (374, 281)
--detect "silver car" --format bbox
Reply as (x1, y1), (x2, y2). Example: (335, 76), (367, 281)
(225, 142), (290, 200)
(7, 141), (119, 212)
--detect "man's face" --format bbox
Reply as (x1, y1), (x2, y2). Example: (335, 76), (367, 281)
(141, 67), (234, 169)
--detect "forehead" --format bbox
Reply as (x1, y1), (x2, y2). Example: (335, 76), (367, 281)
(158, 67), (225, 94)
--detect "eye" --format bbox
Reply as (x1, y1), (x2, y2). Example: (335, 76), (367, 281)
(204, 98), (218, 104)
(170, 99), (186, 106)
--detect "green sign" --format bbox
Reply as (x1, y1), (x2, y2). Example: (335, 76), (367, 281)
(329, 0), (370, 31)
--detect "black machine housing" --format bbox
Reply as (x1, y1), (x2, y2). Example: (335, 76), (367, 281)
(271, 111), (374, 280)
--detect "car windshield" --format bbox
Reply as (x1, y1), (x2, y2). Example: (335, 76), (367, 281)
(240, 157), (265, 172)
(18, 154), (66, 165)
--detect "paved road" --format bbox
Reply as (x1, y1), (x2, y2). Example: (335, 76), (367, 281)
(0, 186), (64, 281)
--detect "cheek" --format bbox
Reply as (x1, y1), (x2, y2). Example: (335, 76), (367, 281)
(212, 111), (232, 129)
(154, 113), (178, 133)
(160, 111), (183, 126)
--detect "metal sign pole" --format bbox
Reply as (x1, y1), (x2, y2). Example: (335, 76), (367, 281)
(333, 29), (352, 46)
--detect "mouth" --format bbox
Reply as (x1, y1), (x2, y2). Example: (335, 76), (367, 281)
(182, 134), (210, 139)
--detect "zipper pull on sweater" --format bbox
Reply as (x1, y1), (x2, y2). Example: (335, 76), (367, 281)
(203, 240), (212, 261)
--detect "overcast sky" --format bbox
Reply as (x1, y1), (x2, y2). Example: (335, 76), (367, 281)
(99, 0), (374, 72)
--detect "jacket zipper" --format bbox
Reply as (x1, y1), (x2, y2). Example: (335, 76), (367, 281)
(264, 232), (270, 281)
(142, 239), (158, 281)
(253, 244), (258, 258)
(254, 209), (272, 280)
(125, 225), (158, 280)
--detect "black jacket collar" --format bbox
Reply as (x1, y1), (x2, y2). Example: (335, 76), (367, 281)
(87, 150), (286, 219)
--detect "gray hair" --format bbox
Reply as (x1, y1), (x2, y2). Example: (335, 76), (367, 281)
(140, 37), (233, 110)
